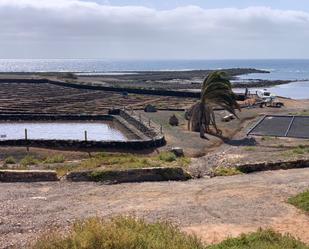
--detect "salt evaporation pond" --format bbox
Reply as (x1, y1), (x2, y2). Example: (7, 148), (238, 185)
(0, 121), (129, 141)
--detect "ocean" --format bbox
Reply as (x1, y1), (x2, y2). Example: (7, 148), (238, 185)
(0, 59), (309, 99)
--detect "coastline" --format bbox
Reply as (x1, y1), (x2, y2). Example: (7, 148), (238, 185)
(0, 67), (308, 100)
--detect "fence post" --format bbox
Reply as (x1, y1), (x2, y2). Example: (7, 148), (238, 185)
(25, 129), (29, 152)
(25, 129), (28, 140)
(84, 130), (88, 142)
(160, 125), (163, 134)
(148, 119), (151, 127)
(139, 114), (142, 122)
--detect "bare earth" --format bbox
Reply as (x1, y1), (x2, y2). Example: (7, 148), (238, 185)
(0, 168), (308, 248)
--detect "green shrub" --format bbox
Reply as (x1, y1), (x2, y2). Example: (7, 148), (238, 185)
(31, 217), (204, 249)
(158, 152), (177, 162)
(20, 155), (40, 166)
(243, 146), (256, 151)
(288, 190), (309, 213)
(282, 145), (309, 157)
(4, 156), (16, 165)
(213, 167), (243, 177)
(206, 229), (308, 249)
(44, 155), (65, 164)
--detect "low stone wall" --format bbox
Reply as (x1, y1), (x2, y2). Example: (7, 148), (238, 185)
(0, 78), (246, 100)
(0, 114), (113, 121)
(0, 139), (165, 150)
(236, 159), (309, 173)
(66, 167), (192, 184)
(0, 170), (59, 182)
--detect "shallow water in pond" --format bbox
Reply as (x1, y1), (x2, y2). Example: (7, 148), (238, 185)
(0, 121), (130, 141)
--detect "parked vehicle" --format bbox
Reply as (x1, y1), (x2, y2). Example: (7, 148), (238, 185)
(256, 89), (276, 103)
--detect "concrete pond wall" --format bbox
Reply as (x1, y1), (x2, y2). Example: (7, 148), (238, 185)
(0, 170), (58, 182)
(0, 113), (165, 150)
(66, 167), (192, 184)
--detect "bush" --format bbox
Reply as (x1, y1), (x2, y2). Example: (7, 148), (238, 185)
(158, 152), (177, 162)
(31, 217), (204, 249)
(206, 229), (308, 249)
(44, 155), (65, 164)
(20, 155), (40, 166)
(213, 167), (243, 177)
(288, 190), (309, 213)
(4, 156), (16, 165)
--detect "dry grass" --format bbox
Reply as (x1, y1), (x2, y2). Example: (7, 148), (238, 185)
(51, 152), (190, 176)
(212, 167), (243, 177)
(288, 190), (309, 213)
(43, 155), (66, 164)
(31, 217), (204, 249)
(3, 156), (17, 165)
(31, 218), (308, 249)
(206, 229), (309, 249)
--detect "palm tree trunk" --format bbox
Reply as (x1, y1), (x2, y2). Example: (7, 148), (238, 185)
(199, 102), (206, 138)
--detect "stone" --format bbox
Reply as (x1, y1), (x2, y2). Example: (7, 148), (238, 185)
(170, 147), (184, 157)
(144, 104), (157, 113)
(169, 114), (179, 126)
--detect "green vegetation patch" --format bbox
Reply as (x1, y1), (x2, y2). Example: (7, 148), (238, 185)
(20, 155), (40, 166)
(213, 167), (243, 177)
(43, 155), (66, 164)
(31, 217), (204, 249)
(158, 151), (177, 162)
(261, 136), (277, 141)
(56, 152), (191, 176)
(243, 146), (256, 152)
(4, 156), (16, 165)
(282, 145), (309, 157)
(1, 152), (190, 177)
(289, 110), (309, 116)
(31, 219), (308, 249)
(206, 229), (309, 249)
(288, 190), (309, 213)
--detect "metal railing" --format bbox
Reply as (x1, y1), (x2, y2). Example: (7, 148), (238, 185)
(121, 107), (163, 136)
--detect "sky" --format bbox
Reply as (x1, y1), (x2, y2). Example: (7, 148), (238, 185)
(0, 0), (309, 59)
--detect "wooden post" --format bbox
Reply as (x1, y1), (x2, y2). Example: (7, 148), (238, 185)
(160, 125), (163, 134)
(25, 129), (29, 152)
(84, 130), (88, 142)
(148, 119), (151, 127)
(139, 114), (142, 122)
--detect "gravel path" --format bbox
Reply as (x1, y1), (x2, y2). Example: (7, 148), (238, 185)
(0, 168), (308, 248)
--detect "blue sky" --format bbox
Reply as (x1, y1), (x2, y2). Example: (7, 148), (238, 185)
(0, 0), (309, 59)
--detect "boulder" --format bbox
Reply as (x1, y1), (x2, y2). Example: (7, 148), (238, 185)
(170, 147), (184, 157)
(169, 114), (179, 126)
(144, 104), (157, 113)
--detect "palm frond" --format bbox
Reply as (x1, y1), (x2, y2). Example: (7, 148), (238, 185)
(188, 71), (240, 138)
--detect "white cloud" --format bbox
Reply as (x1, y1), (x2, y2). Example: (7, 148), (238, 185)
(0, 0), (309, 58)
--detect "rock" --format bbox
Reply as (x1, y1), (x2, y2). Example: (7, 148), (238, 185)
(144, 104), (157, 113)
(169, 114), (179, 126)
(170, 147), (184, 157)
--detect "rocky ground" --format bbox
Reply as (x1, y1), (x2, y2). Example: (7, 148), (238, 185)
(0, 168), (308, 248)
(0, 82), (196, 114)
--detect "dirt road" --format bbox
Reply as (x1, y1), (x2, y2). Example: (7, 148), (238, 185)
(0, 168), (308, 248)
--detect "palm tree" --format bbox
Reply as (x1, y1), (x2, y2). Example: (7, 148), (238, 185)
(187, 71), (240, 138)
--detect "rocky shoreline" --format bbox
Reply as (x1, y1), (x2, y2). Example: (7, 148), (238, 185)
(0, 68), (303, 90)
